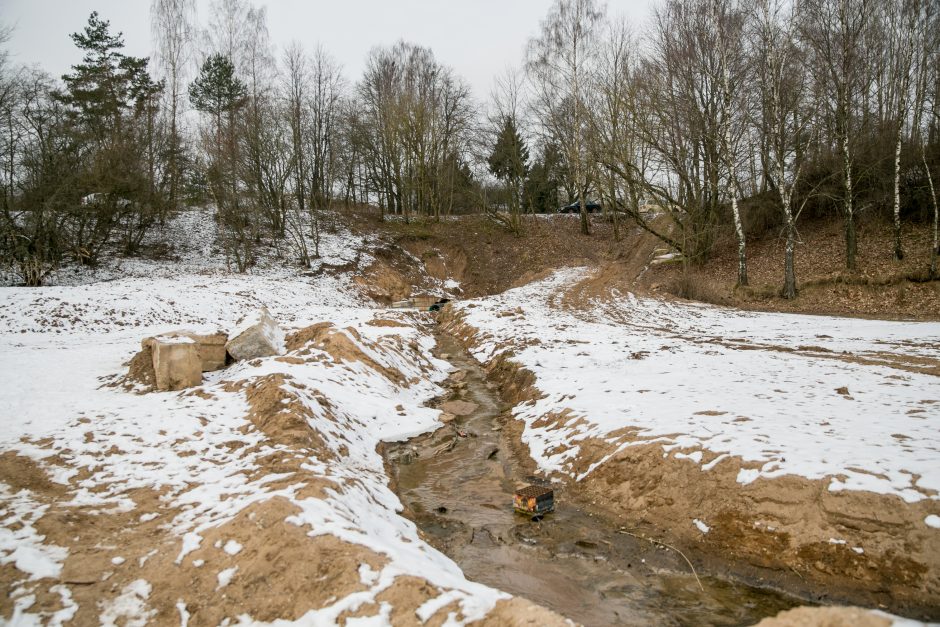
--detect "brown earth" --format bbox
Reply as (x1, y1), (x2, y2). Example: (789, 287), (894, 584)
(438, 307), (940, 622)
(754, 606), (891, 627)
(348, 211), (631, 299)
(349, 208), (938, 321)
(643, 217), (940, 321)
(1, 320), (568, 626)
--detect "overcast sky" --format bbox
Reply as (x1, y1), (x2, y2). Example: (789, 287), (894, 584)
(3, 0), (655, 99)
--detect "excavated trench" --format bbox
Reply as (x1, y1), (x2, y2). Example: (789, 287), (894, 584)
(384, 332), (807, 626)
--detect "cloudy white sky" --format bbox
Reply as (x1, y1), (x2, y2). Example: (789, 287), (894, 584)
(3, 0), (655, 99)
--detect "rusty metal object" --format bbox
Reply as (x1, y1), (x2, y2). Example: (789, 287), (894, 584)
(513, 485), (554, 517)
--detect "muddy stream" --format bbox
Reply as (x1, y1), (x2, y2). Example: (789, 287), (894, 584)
(385, 333), (806, 626)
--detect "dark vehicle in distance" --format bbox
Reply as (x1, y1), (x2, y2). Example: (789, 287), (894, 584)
(559, 200), (601, 213)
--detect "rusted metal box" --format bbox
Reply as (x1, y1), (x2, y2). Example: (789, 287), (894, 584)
(513, 485), (554, 516)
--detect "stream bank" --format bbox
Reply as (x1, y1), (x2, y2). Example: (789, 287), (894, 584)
(384, 332), (807, 626)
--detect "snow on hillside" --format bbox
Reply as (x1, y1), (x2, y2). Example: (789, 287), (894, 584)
(0, 216), (511, 625)
(459, 268), (940, 505)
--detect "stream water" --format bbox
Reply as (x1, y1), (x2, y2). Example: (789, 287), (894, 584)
(386, 333), (808, 626)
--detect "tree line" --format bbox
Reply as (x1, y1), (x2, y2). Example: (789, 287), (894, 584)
(0, 0), (937, 297)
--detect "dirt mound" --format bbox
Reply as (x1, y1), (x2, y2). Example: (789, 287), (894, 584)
(473, 597), (570, 626)
(366, 318), (409, 328)
(754, 606), (891, 627)
(354, 258), (413, 304)
(287, 322), (407, 385)
(285, 321), (335, 351)
(146, 497), (387, 625)
(119, 344), (156, 391)
(238, 373), (334, 454)
(0, 452), (524, 626)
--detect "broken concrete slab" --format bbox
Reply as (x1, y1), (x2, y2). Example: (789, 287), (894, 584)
(144, 335), (202, 391)
(440, 400), (478, 416)
(142, 330), (228, 372)
(183, 331), (227, 371)
(226, 308), (285, 361)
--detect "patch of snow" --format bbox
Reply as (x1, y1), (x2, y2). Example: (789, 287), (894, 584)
(0, 485), (68, 580)
(99, 579), (154, 627)
(693, 519), (710, 534)
(358, 563), (379, 586)
(223, 540), (243, 556)
(111, 556), (125, 565)
(925, 515), (940, 529)
(177, 600), (190, 627)
(217, 566), (238, 589)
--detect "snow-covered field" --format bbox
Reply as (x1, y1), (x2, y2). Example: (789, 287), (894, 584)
(3, 210), (938, 624)
(0, 216), (510, 625)
(459, 269), (940, 507)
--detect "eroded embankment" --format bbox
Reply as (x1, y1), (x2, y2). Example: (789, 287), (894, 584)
(437, 307), (940, 622)
(0, 315), (561, 625)
(386, 332), (809, 626)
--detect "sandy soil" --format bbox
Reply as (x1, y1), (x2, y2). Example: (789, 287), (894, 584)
(439, 283), (940, 621)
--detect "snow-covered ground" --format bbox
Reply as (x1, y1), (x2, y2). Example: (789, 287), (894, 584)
(0, 215), (509, 625)
(459, 268), (940, 506)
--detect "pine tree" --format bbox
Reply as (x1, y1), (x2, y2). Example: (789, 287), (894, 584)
(189, 54), (246, 152)
(488, 115), (529, 227)
(58, 12), (157, 142)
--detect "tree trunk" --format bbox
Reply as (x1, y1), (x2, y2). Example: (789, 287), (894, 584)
(731, 193), (748, 286)
(925, 148), (938, 278)
(842, 132), (857, 271)
(892, 131), (904, 260)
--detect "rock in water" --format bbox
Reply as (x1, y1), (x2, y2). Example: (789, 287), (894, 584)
(440, 400), (478, 416)
(226, 308), (286, 361)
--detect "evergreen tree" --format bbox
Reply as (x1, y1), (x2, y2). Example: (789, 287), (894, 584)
(53, 12), (165, 260)
(488, 115), (529, 226)
(58, 12), (157, 142)
(189, 54), (246, 149)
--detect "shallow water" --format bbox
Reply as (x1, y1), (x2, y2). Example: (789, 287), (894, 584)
(386, 333), (808, 626)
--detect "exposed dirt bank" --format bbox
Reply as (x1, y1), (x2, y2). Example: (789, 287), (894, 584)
(385, 333), (806, 626)
(348, 212), (635, 299)
(643, 217), (940, 321)
(438, 308), (940, 623)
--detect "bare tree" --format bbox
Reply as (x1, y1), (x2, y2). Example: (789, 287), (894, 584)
(801, 0), (873, 271)
(711, 0), (749, 286)
(752, 0), (818, 298)
(527, 0), (606, 236)
(151, 0), (195, 212)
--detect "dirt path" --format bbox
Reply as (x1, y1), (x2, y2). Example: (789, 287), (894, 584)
(384, 333), (806, 626)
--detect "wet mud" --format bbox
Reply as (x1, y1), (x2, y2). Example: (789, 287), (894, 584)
(385, 333), (807, 626)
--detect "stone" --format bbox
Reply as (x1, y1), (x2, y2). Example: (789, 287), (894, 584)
(143, 330), (228, 372)
(144, 335), (202, 391)
(438, 412), (457, 424)
(226, 308), (285, 361)
(440, 400), (478, 416)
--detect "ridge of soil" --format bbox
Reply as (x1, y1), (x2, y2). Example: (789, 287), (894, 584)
(438, 308), (940, 622)
(1, 321), (558, 626)
(349, 208), (938, 321)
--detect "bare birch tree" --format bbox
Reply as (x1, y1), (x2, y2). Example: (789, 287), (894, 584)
(151, 0), (195, 212)
(527, 0), (606, 236)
